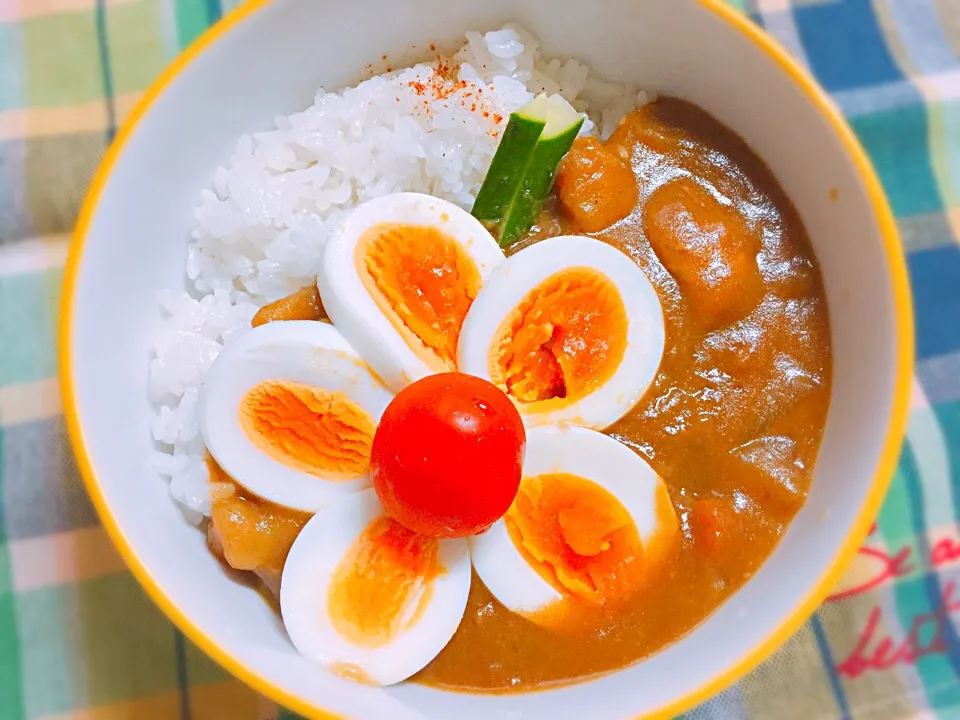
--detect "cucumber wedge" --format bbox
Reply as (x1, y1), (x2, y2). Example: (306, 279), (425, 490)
(499, 96), (584, 247)
(471, 95), (549, 221)
(472, 94), (585, 247)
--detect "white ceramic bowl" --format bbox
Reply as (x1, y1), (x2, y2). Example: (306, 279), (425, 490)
(61, 1), (914, 718)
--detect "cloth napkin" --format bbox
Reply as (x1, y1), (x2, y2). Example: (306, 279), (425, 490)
(0, 0), (957, 717)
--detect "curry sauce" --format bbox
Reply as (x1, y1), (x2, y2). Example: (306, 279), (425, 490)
(416, 98), (831, 691)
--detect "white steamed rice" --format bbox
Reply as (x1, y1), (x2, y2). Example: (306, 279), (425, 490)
(148, 24), (647, 522)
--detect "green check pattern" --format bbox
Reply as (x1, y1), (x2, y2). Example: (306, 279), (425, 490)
(0, 0), (958, 717)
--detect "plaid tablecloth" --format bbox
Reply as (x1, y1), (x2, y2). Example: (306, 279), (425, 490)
(0, 0), (957, 717)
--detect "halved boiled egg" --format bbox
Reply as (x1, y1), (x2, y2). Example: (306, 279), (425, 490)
(199, 321), (394, 512)
(318, 192), (504, 392)
(457, 235), (665, 429)
(281, 487), (471, 686)
(469, 425), (678, 622)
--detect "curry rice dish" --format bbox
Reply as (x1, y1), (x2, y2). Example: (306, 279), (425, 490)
(148, 25), (831, 692)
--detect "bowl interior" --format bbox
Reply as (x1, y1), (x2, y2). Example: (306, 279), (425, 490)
(64, 0), (907, 718)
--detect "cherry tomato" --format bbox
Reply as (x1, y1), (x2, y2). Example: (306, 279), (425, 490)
(371, 373), (525, 538)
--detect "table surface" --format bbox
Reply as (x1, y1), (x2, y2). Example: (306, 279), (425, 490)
(1, 0), (958, 718)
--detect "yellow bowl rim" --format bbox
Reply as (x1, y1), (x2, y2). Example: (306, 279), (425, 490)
(58, 0), (915, 718)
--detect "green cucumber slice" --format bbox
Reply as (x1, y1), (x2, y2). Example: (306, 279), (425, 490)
(499, 96), (584, 247)
(471, 95), (548, 221)
(541, 92), (585, 143)
(471, 93), (584, 247)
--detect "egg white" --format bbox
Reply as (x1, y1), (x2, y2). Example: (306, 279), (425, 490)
(318, 192), (504, 392)
(457, 235), (665, 429)
(469, 425), (671, 619)
(198, 320), (393, 512)
(281, 488), (472, 686)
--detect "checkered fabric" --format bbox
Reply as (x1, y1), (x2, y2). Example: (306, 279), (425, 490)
(0, 0), (957, 717)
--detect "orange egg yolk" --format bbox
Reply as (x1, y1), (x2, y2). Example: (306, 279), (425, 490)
(239, 380), (375, 479)
(490, 268), (628, 408)
(328, 516), (441, 647)
(357, 222), (482, 372)
(504, 473), (676, 607)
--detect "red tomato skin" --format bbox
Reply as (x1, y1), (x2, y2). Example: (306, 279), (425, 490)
(371, 373), (526, 538)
